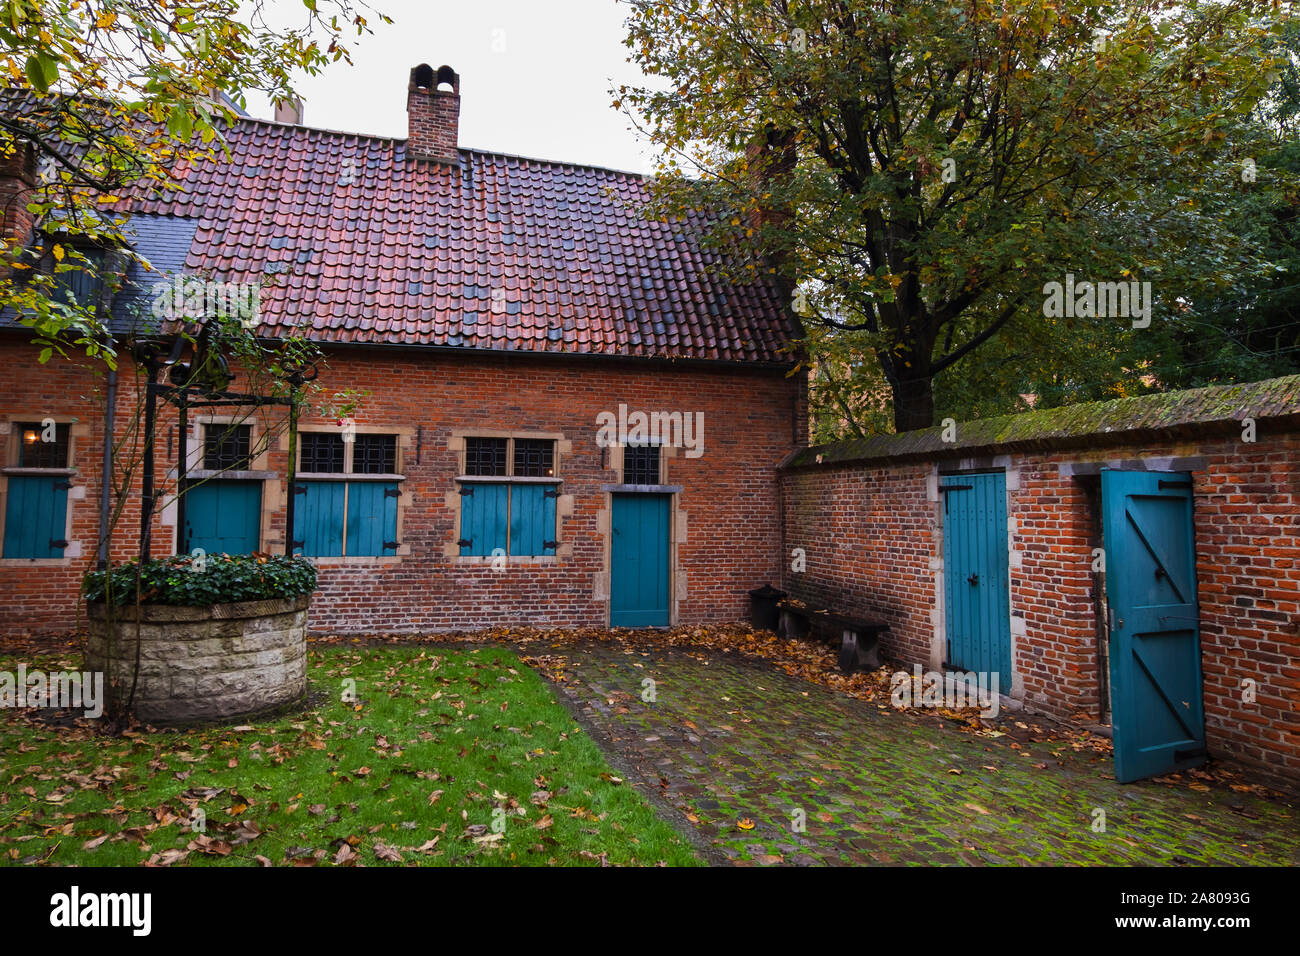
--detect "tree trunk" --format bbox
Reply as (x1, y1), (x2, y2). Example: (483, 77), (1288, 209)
(891, 375), (935, 432)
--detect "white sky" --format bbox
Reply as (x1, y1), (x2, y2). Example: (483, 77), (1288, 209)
(244, 0), (659, 174)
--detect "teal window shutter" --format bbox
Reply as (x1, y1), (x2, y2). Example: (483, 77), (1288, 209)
(509, 484), (557, 556)
(459, 482), (508, 556)
(3, 476), (69, 559)
(292, 481), (345, 557)
(346, 481), (399, 557)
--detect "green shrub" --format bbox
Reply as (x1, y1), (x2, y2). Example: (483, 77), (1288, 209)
(83, 553), (317, 607)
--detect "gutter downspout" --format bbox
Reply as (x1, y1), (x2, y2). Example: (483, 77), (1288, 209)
(96, 361), (115, 570)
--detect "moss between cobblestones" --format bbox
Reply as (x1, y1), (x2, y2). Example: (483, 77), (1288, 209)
(544, 642), (1300, 866)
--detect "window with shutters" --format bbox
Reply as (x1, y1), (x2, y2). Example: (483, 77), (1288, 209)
(457, 436), (559, 558)
(3, 421), (73, 559)
(293, 430), (402, 558)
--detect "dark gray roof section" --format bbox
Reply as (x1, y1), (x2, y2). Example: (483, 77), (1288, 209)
(0, 213), (199, 338)
(109, 214), (201, 335)
(783, 374), (1300, 470)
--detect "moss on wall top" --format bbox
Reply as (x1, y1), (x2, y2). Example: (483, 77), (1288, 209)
(784, 374), (1300, 470)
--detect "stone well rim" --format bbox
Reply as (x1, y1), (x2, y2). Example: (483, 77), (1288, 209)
(85, 593), (311, 624)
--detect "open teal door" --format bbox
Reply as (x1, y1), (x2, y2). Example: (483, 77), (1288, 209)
(941, 472), (1012, 687)
(1101, 469), (1206, 783)
(184, 480), (262, 555)
(610, 493), (670, 627)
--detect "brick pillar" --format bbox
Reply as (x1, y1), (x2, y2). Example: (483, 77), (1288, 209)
(406, 64), (460, 165)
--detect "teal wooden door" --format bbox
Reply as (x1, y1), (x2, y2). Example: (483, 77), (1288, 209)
(1102, 469), (1206, 783)
(942, 472), (1012, 685)
(2, 475), (69, 558)
(184, 480), (261, 554)
(610, 494), (670, 627)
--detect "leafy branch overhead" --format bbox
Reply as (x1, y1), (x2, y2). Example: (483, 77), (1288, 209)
(0, 0), (390, 364)
(620, 0), (1293, 431)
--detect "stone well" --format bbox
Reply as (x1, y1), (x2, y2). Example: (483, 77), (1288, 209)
(85, 595), (309, 722)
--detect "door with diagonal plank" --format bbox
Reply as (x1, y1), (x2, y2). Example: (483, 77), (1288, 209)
(1101, 469), (1206, 783)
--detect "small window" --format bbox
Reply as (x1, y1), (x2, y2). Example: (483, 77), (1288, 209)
(624, 443), (660, 485)
(354, 434), (396, 475)
(15, 422), (70, 470)
(513, 438), (555, 477)
(52, 249), (106, 308)
(203, 424), (252, 471)
(300, 433), (345, 473)
(465, 437), (508, 476)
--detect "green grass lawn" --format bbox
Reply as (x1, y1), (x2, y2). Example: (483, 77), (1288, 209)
(0, 644), (700, 867)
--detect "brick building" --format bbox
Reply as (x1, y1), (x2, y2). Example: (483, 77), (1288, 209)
(780, 377), (1300, 785)
(0, 64), (805, 637)
(3, 66), (1296, 787)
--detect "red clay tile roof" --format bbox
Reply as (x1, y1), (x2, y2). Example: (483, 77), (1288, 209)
(128, 118), (799, 364)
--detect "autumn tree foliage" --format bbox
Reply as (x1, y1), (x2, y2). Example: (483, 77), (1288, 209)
(620, 0), (1290, 432)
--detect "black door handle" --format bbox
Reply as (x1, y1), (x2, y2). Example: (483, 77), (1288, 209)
(968, 573), (979, 585)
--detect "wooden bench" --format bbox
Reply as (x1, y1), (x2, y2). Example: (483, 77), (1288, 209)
(776, 599), (890, 674)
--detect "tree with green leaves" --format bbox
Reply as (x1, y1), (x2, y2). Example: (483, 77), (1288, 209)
(1, 0), (388, 365)
(1142, 14), (1300, 390)
(620, 0), (1290, 433)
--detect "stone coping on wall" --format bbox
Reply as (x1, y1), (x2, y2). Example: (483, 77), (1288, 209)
(781, 374), (1300, 470)
(85, 593), (311, 623)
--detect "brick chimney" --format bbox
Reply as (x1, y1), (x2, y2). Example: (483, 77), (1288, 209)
(745, 123), (796, 232)
(407, 64), (460, 164)
(273, 95), (303, 126)
(0, 138), (37, 274)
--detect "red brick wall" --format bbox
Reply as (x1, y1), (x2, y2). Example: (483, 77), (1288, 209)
(780, 462), (935, 666)
(0, 340), (108, 634)
(1012, 461), (1101, 719)
(1192, 435), (1300, 778)
(782, 432), (1300, 785)
(0, 336), (803, 637)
